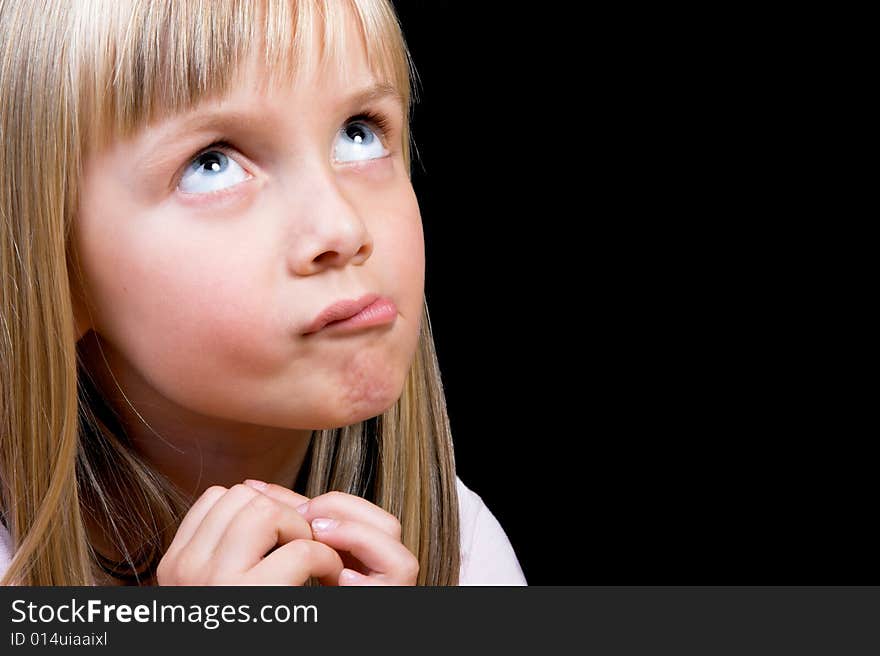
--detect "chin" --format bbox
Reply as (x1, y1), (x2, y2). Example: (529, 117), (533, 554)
(307, 397), (397, 431)
(298, 337), (418, 430)
(342, 384), (404, 427)
(336, 349), (408, 421)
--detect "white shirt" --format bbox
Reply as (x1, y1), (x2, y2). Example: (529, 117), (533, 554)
(455, 476), (527, 585)
(0, 476), (527, 585)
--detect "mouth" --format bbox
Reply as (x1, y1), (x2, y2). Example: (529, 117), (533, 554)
(303, 293), (398, 336)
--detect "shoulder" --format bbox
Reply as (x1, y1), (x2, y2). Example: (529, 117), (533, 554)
(0, 519), (12, 581)
(455, 475), (527, 586)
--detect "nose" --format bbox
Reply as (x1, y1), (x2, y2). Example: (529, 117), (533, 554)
(287, 177), (374, 276)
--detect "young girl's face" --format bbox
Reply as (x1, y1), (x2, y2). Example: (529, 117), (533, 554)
(72, 24), (424, 431)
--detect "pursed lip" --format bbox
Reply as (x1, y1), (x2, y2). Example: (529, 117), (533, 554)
(303, 292), (381, 335)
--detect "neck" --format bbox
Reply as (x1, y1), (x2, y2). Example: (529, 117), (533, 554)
(78, 332), (314, 504)
(76, 332), (316, 586)
(125, 421), (314, 504)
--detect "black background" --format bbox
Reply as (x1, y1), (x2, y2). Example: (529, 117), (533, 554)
(391, 4), (873, 585)
(391, 3), (596, 585)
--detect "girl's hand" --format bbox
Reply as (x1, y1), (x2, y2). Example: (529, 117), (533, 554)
(244, 481), (420, 586)
(156, 484), (344, 586)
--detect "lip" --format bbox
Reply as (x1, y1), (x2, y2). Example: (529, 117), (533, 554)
(303, 293), (397, 335)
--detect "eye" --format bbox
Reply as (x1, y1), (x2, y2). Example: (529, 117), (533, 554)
(333, 116), (389, 163)
(178, 147), (250, 194)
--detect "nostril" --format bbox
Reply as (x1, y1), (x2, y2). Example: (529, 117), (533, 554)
(313, 250), (340, 265)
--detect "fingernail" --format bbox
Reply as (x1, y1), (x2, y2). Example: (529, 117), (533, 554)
(244, 479), (268, 491)
(311, 518), (338, 532)
(340, 568), (359, 583)
(296, 502), (309, 515)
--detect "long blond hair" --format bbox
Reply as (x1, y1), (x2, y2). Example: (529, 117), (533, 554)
(0, 0), (459, 586)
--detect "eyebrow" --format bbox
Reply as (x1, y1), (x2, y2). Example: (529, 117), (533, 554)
(159, 82), (403, 138)
(345, 82), (403, 111)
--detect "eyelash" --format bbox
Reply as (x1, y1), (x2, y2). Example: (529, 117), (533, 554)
(349, 109), (393, 140)
(181, 108), (394, 183)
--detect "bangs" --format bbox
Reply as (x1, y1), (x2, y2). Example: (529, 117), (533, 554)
(77, 0), (413, 149)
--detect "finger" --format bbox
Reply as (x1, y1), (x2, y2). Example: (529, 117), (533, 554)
(244, 538), (344, 586)
(339, 568), (389, 586)
(164, 485), (228, 560)
(243, 480), (310, 510)
(212, 492), (315, 574)
(309, 517), (419, 584)
(294, 491), (402, 539)
(183, 484), (265, 561)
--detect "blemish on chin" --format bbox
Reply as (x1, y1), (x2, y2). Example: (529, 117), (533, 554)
(339, 348), (400, 422)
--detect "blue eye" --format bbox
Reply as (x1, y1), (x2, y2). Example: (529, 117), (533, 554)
(334, 121), (388, 163)
(179, 150), (250, 194)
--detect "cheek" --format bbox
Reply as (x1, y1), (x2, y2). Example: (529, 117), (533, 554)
(85, 232), (287, 406)
(163, 275), (278, 374)
(145, 265), (282, 370)
(374, 188), (425, 316)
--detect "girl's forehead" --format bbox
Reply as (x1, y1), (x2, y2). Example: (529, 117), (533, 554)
(133, 48), (400, 149)
(229, 34), (383, 102)
(184, 23), (375, 109)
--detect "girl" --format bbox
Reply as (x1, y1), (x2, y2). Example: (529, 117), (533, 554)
(0, 0), (525, 586)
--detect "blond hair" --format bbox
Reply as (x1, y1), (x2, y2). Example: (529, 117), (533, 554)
(0, 0), (459, 586)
